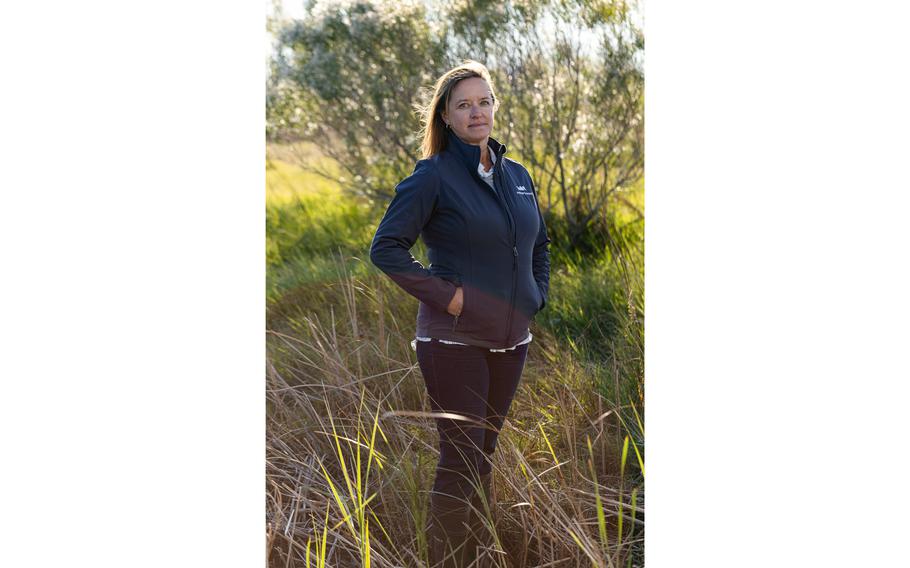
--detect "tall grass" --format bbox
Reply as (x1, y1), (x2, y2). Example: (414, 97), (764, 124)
(266, 154), (375, 300)
(267, 260), (643, 567)
(266, 148), (644, 567)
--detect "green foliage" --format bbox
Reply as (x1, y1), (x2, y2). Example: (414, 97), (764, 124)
(268, 0), (449, 199)
(265, 183), (371, 266)
(268, 0), (644, 257)
(474, 0), (643, 250)
(541, 255), (626, 353)
(266, 156), (375, 299)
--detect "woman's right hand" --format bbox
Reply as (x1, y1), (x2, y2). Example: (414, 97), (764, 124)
(446, 287), (463, 316)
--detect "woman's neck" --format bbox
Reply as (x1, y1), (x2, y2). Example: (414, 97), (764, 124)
(453, 131), (493, 169)
(478, 141), (492, 170)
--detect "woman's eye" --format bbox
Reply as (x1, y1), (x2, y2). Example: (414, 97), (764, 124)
(481, 100), (490, 105)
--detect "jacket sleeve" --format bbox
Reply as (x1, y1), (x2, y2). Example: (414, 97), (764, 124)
(530, 177), (551, 310)
(369, 160), (458, 312)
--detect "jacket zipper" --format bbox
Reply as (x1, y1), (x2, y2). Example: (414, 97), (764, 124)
(504, 245), (518, 342)
(492, 161), (519, 345)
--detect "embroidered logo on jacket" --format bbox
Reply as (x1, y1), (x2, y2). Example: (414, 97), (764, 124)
(516, 185), (533, 195)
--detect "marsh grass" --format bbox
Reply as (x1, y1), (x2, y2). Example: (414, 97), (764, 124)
(266, 149), (644, 567)
(266, 155), (375, 299)
(266, 257), (643, 567)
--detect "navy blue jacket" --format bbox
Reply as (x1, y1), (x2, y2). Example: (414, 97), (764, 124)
(369, 130), (550, 350)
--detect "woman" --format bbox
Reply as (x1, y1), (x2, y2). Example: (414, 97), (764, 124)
(369, 60), (550, 567)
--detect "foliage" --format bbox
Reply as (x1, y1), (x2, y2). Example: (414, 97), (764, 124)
(446, 0), (644, 249)
(267, 0), (644, 254)
(266, 153), (376, 299)
(268, 0), (449, 201)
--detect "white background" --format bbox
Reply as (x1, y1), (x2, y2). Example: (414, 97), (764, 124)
(1, 1), (908, 566)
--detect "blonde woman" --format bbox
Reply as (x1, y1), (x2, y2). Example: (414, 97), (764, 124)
(370, 60), (550, 567)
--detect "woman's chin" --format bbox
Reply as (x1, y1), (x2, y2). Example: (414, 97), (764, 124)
(460, 127), (491, 144)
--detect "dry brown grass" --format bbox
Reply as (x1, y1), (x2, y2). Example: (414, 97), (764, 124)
(266, 261), (643, 567)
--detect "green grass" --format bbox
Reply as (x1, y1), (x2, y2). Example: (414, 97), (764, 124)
(266, 151), (375, 300)
(265, 146), (644, 567)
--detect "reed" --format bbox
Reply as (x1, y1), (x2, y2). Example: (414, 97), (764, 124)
(266, 256), (643, 567)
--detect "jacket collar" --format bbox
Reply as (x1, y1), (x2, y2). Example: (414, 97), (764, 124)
(445, 129), (507, 171)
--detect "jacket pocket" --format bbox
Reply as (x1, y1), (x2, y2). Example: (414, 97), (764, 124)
(452, 277), (468, 331)
(534, 283), (545, 313)
(453, 282), (509, 339)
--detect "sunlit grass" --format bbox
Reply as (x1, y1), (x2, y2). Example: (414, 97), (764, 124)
(266, 142), (344, 203)
(265, 144), (644, 567)
(266, 257), (644, 567)
(265, 149), (375, 298)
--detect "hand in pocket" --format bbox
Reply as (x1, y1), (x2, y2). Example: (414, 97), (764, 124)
(446, 286), (463, 316)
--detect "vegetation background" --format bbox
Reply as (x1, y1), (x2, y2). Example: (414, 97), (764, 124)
(265, 1), (644, 566)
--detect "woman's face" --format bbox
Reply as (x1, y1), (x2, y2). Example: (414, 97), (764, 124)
(442, 77), (495, 146)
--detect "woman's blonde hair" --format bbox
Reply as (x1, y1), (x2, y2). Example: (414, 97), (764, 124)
(416, 60), (499, 159)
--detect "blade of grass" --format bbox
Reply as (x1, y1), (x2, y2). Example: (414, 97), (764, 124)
(587, 436), (609, 553)
(618, 435), (629, 546)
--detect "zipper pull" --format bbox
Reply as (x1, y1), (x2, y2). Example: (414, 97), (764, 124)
(512, 246), (518, 257)
(452, 314), (459, 332)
